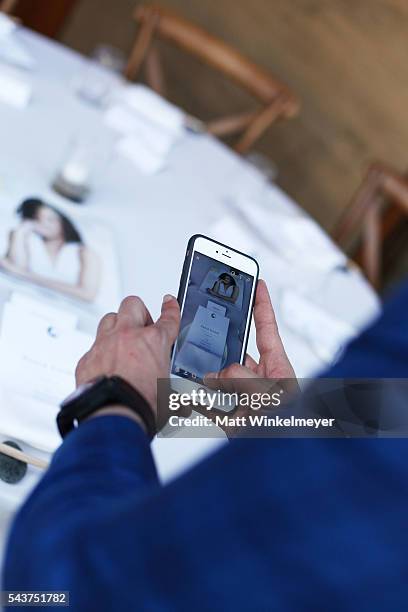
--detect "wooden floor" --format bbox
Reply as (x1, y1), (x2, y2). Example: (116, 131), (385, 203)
(61, 0), (408, 234)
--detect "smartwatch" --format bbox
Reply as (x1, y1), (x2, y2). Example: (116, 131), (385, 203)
(57, 376), (156, 440)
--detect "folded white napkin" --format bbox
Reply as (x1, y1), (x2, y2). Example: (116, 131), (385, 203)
(0, 14), (35, 69)
(105, 84), (186, 174)
(105, 105), (177, 156)
(236, 199), (347, 273)
(0, 65), (32, 108)
(105, 103), (181, 174)
(116, 134), (167, 174)
(281, 290), (356, 363)
(0, 14), (15, 41)
(0, 37), (35, 70)
(117, 83), (184, 135)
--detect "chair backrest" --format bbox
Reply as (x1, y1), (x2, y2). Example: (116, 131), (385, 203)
(0, 0), (18, 15)
(125, 5), (299, 153)
(333, 162), (408, 288)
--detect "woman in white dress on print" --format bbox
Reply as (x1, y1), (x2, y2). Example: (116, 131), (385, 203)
(208, 272), (239, 304)
(0, 198), (101, 302)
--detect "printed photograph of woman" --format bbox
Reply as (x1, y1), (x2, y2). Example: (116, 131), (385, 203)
(0, 198), (101, 302)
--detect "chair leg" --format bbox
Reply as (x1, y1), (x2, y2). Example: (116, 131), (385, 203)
(380, 205), (406, 242)
(356, 198), (382, 289)
(124, 13), (160, 81)
(207, 110), (258, 138)
(382, 169), (408, 213)
(234, 96), (286, 155)
(145, 44), (166, 96)
(382, 213), (408, 278)
(332, 164), (384, 246)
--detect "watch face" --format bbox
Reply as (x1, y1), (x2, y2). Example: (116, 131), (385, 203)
(61, 376), (105, 407)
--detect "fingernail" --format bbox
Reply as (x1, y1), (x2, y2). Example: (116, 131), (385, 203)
(204, 372), (217, 380)
(162, 294), (175, 304)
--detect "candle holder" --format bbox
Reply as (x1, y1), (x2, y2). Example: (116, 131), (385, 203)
(74, 46), (125, 108)
(52, 136), (109, 203)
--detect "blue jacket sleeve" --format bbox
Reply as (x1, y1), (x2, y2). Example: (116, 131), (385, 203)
(2, 415), (159, 595)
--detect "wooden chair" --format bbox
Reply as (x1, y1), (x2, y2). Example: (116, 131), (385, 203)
(333, 161), (408, 289)
(0, 0), (18, 15)
(125, 4), (300, 154)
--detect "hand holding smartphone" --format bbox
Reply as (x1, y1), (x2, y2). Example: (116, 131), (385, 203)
(171, 235), (259, 395)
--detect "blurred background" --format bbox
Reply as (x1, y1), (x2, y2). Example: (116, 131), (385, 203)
(12, 0), (408, 287)
(13, 1), (407, 226)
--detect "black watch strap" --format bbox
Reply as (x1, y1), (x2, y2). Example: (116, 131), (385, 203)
(57, 376), (156, 441)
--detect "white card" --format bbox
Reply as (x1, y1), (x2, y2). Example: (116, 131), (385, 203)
(186, 305), (229, 357)
(175, 305), (230, 378)
(8, 292), (78, 331)
(0, 300), (92, 450)
(175, 342), (223, 379)
(206, 300), (227, 316)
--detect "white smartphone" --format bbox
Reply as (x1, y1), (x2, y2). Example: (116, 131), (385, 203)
(170, 234), (259, 397)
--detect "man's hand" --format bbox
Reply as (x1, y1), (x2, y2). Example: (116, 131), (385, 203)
(205, 279), (295, 386)
(75, 294), (180, 415)
(197, 280), (296, 437)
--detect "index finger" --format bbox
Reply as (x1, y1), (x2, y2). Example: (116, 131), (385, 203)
(155, 294), (180, 348)
(253, 279), (280, 356)
(118, 296), (153, 328)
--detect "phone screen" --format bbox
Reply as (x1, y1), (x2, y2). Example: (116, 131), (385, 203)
(171, 251), (255, 383)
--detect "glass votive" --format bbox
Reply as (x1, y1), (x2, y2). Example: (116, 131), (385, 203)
(74, 45), (125, 108)
(91, 44), (126, 73)
(52, 136), (110, 203)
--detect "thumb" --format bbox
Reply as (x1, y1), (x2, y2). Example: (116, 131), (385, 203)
(204, 363), (258, 393)
(156, 294), (180, 347)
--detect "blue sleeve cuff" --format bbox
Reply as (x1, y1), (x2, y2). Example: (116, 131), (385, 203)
(3, 416), (159, 591)
(50, 414), (159, 489)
